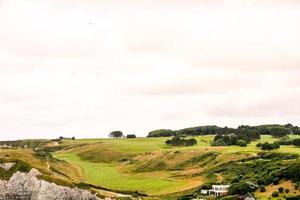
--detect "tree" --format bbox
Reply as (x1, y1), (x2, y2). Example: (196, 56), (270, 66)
(237, 140), (247, 147)
(147, 129), (175, 137)
(292, 139), (300, 147)
(126, 134), (136, 139)
(260, 185), (266, 192)
(228, 181), (257, 195)
(186, 138), (197, 146)
(72, 136), (75, 140)
(272, 192), (279, 197)
(165, 137), (197, 147)
(270, 127), (291, 138)
(109, 131), (123, 138)
(259, 142), (280, 150)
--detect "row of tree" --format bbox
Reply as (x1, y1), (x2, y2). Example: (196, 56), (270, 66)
(148, 124), (298, 149)
(108, 131), (136, 139)
(165, 136), (197, 147)
(212, 134), (248, 147)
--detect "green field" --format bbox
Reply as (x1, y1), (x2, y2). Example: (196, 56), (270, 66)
(2, 135), (299, 198)
(52, 135), (300, 197)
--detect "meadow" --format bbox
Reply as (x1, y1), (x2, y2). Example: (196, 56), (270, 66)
(1, 134), (300, 199)
(52, 135), (300, 197)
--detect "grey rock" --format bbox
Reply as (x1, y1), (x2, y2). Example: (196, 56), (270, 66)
(0, 169), (102, 200)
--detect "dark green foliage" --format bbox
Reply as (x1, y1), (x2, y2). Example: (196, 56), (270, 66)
(228, 181), (258, 195)
(272, 177), (280, 185)
(278, 187), (284, 193)
(257, 142), (280, 150)
(287, 197), (300, 200)
(212, 126), (261, 146)
(270, 127), (291, 138)
(257, 152), (298, 160)
(287, 161), (300, 182)
(236, 125), (261, 140)
(272, 191), (279, 197)
(148, 129), (175, 137)
(176, 125), (220, 136)
(165, 136), (197, 147)
(292, 139), (300, 147)
(109, 131), (123, 138)
(285, 188), (290, 193)
(126, 134), (136, 138)
(237, 140), (247, 147)
(260, 185), (266, 192)
(147, 124), (297, 138)
(212, 134), (238, 146)
(148, 126), (221, 137)
(275, 139), (293, 146)
(209, 152), (298, 187)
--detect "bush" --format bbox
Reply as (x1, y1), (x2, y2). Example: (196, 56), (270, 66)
(148, 129), (175, 137)
(165, 136), (197, 147)
(273, 177), (280, 185)
(272, 191), (279, 197)
(109, 131), (123, 138)
(126, 134), (136, 139)
(285, 189), (290, 193)
(260, 185), (266, 192)
(278, 187), (284, 193)
(237, 140), (247, 147)
(270, 127), (291, 138)
(292, 139), (300, 147)
(287, 162), (300, 182)
(228, 181), (258, 195)
(259, 142), (280, 150)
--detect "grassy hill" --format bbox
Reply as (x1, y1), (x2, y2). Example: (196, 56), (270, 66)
(1, 135), (300, 199)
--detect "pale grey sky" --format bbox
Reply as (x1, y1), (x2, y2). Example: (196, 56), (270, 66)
(0, 0), (300, 140)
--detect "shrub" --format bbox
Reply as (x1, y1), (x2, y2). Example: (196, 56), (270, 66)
(260, 185), (266, 192)
(287, 162), (300, 182)
(273, 177), (280, 185)
(147, 129), (175, 137)
(165, 136), (197, 147)
(292, 139), (300, 147)
(259, 142), (280, 150)
(270, 127), (291, 137)
(126, 134), (136, 139)
(278, 187), (284, 193)
(237, 140), (247, 147)
(285, 189), (290, 193)
(272, 191), (279, 197)
(109, 131), (123, 138)
(228, 181), (258, 195)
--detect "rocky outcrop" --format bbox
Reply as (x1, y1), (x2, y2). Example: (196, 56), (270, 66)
(0, 168), (102, 200)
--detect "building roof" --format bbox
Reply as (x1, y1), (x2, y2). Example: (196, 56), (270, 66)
(212, 185), (230, 187)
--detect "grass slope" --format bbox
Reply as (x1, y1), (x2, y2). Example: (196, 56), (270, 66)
(3, 135), (300, 198)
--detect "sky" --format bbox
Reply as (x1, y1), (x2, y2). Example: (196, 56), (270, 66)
(0, 0), (300, 140)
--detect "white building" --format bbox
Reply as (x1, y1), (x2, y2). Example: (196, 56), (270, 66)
(208, 185), (230, 196)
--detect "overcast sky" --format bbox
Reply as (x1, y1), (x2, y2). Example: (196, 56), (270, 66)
(0, 0), (300, 140)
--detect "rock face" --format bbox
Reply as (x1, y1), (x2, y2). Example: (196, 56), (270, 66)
(0, 169), (102, 200)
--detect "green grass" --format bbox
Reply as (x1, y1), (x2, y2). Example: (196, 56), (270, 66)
(54, 152), (188, 195)
(53, 135), (300, 196)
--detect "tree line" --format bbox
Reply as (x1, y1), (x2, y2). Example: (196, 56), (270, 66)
(148, 124), (300, 138)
